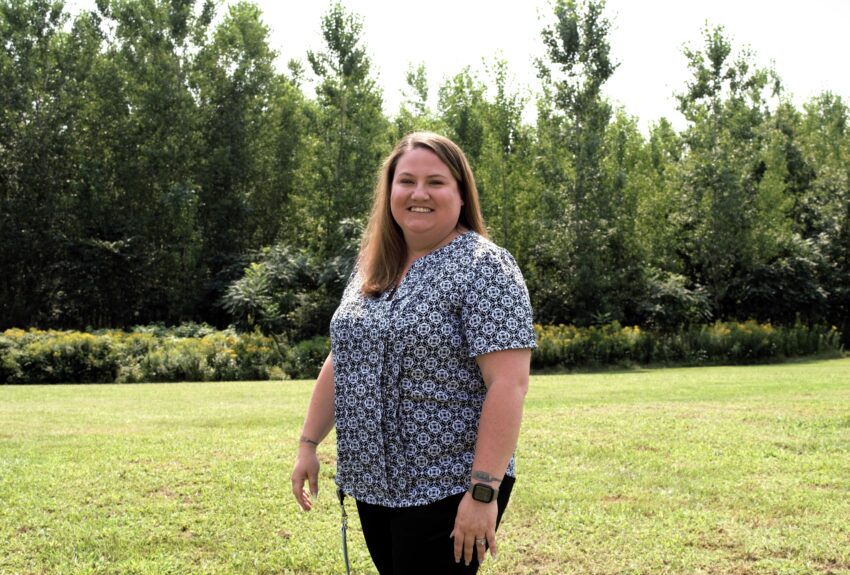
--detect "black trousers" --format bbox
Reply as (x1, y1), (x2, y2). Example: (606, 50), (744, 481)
(355, 476), (515, 575)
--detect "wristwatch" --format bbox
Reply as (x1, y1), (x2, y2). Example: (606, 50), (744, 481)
(470, 483), (497, 503)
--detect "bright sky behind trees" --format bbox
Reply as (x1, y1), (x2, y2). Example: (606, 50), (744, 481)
(67, 0), (850, 131)
(255, 0), (850, 131)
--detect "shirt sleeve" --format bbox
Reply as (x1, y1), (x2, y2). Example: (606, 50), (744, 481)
(461, 247), (537, 358)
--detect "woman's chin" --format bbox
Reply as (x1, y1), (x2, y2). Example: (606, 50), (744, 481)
(401, 225), (434, 238)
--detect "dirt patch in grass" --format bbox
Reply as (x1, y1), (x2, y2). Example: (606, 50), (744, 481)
(600, 493), (633, 504)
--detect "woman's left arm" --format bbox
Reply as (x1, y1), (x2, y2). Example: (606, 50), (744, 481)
(451, 347), (531, 566)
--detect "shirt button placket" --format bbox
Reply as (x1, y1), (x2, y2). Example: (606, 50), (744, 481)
(385, 283), (412, 501)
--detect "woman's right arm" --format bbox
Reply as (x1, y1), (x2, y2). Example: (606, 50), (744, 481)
(290, 352), (336, 511)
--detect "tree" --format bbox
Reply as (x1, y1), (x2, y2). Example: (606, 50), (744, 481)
(438, 67), (487, 167)
(0, 0), (93, 328)
(532, 0), (641, 326)
(674, 25), (784, 319)
(190, 1), (297, 324)
(797, 93), (850, 342)
(392, 63), (444, 138)
(634, 117), (685, 274)
(474, 59), (537, 266)
(294, 2), (389, 258)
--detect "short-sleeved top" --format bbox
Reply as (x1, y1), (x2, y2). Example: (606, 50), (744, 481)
(330, 231), (536, 507)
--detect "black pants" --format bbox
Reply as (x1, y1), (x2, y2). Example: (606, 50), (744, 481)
(355, 476), (515, 575)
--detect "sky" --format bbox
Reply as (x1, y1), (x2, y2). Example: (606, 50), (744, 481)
(67, 0), (850, 133)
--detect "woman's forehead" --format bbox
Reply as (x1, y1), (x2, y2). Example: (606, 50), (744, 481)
(395, 147), (454, 176)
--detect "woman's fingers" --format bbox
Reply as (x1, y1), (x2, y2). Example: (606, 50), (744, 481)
(292, 460), (319, 511)
(291, 453), (320, 511)
(451, 530), (497, 566)
(291, 474), (310, 510)
(488, 530), (498, 560)
(479, 530), (497, 563)
(463, 534), (475, 566)
(308, 470), (319, 501)
(301, 488), (314, 510)
(451, 526), (463, 563)
(475, 534), (488, 564)
(451, 531), (475, 566)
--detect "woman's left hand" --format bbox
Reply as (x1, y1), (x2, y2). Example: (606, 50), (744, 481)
(451, 491), (498, 566)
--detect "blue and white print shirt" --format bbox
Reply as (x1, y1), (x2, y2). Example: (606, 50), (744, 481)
(330, 231), (536, 507)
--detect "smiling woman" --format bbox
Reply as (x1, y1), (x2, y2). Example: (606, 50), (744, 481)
(290, 132), (537, 574)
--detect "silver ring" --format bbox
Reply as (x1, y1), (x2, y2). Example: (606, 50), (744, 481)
(475, 538), (486, 546)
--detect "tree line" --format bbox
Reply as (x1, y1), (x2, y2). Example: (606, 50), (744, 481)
(2, 0), (848, 346)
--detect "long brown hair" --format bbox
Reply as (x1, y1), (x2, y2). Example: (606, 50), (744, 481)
(359, 132), (488, 296)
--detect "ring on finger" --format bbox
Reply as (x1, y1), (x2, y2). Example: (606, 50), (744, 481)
(475, 537), (486, 546)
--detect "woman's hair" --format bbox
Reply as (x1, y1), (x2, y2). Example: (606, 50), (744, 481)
(359, 132), (488, 296)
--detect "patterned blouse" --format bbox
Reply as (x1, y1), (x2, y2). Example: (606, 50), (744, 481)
(330, 231), (536, 507)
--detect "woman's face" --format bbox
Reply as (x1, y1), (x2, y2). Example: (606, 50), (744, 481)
(390, 147), (463, 249)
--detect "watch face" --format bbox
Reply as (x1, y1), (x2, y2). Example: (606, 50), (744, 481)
(471, 483), (495, 503)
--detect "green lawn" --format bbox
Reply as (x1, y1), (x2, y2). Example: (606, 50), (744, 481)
(2, 358), (849, 574)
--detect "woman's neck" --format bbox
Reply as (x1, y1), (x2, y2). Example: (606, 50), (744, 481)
(404, 226), (467, 264)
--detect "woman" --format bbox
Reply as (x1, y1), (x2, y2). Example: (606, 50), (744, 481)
(291, 132), (535, 573)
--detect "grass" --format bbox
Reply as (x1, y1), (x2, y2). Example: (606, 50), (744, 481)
(1, 358), (849, 574)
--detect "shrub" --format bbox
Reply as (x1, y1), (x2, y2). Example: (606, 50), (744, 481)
(1, 321), (842, 384)
(0, 333), (23, 383)
(285, 336), (331, 380)
(233, 332), (281, 380)
(532, 321), (843, 370)
(1, 326), (288, 384)
(1, 329), (120, 384)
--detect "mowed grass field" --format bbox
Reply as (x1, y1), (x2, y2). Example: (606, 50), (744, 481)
(1, 358), (849, 575)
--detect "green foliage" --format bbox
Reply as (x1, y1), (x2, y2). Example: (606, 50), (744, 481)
(1, 0), (850, 351)
(532, 0), (646, 326)
(285, 336), (331, 381)
(532, 321), (843, 370)
(294, 2), (390, 258)
(438, 67), (488, 164)
(475, 60), (538, 265)
(189, 1), (305, 323)
(221, 219), (360, 343)
(393, 63), (444, 137)
(0, 0), (87, 327)
(221, 262), (278, 331)
(635, 118), (685, 273)
(0, 0), (311, 329)
(2, 321), (841, 384)
(675, 25), (784, 316)
(0, 329), (119, 384)
(796, 93), (850, 345)
(0, 326), (283, 384)
(638, 268), (712, 330)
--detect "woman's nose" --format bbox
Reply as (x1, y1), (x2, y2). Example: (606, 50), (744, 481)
(411, 182), (429, 199)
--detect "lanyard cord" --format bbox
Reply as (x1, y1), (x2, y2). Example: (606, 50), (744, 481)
(337, 487), (351, 575)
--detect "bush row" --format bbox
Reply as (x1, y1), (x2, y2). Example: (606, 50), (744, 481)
(0, 326), (330, 384)
(533, 321), (844, 370)
(1, 321), (843, 384)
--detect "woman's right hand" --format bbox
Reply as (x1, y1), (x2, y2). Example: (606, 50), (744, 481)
(291, 446), (321, 511)
(291, 353), (335, 512)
